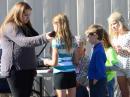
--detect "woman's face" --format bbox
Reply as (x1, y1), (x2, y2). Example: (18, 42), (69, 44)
(110, 20), (120, 32)
(21, 9), (31, 24)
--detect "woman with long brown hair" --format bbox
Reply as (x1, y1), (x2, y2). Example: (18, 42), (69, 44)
(0, 2), (51, 97)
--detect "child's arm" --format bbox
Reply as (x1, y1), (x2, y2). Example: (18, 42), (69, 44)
(72, 47), (81, 65)
(106, 48), (123, 71)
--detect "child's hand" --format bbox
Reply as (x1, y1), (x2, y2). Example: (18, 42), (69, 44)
(43, 59), (49, 66)
(114, 45), (129, 56)
(113, 45), (122, 53)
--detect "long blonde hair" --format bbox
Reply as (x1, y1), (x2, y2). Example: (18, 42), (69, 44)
(52, 13), (73, 52)
(0, 2), (32, 33)
(108, 11), (129, 38)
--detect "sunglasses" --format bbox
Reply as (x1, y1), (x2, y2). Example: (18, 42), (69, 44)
(87, 32), (96, 37)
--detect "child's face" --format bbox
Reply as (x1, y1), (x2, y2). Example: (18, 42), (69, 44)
(77, 45), (85, 57)
(110, 20), (120, 33)
(77, 42), (84, 47)
(86, 32), (98, 45)
(52, 20), (59, 32)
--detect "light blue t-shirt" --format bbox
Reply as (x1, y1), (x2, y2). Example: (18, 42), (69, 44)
(52, 38), (76, 74)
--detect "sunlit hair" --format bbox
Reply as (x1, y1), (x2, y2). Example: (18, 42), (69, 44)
(102, 31), (112, 48)
(108, 11), (129, 38)
(85, 24), (105, 41)
(52, 13), (73, 52)
(75, 35), (86, 47)
(0, 2), (32, 33)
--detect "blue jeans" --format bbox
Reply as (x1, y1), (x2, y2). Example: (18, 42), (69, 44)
(107, 78), (115, 97)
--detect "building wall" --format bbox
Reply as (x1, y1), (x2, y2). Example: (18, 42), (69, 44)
(0, 0), (129, 57)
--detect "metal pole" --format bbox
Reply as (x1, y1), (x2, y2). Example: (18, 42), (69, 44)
(7, 0), (8, 14)
(128, 0), (130, 27)
(94, 0), (96, 24)
(77, 0), (79, 35)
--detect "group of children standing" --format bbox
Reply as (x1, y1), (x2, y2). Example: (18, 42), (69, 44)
(75, 11), (130, 97)
(44, 11), (130, 97)
(82, 24), (118, 97)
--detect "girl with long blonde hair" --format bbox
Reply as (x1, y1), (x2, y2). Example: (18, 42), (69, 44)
(43, 13), (76, 97)
(108, 11), (130, 97)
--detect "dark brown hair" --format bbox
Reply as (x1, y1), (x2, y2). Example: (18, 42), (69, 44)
(102, 31), (112, 48)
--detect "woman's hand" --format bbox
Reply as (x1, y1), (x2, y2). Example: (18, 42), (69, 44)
(45, 32), (53, 41)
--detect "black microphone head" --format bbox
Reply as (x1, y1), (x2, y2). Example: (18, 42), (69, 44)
(49, 31), (56, 37)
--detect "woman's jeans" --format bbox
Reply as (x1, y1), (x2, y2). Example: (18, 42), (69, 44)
(7, 67), (35, 97)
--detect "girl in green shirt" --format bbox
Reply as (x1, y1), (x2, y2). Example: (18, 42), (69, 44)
(102, 31), (119, 97)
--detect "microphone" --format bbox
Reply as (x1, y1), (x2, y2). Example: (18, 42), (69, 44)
(49, 31), (56, 37)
